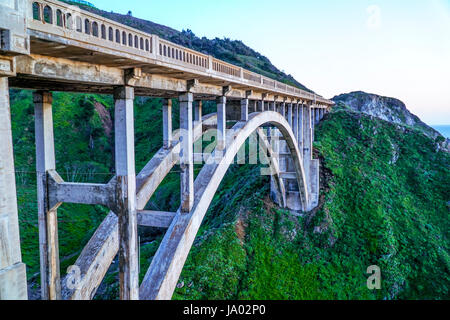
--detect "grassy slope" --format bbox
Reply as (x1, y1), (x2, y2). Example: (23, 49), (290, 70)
(170, 109), (449, 300)
(11, 89), (449, 299)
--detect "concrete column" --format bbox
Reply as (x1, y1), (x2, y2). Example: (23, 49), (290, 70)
(280, 102), (286, 117)
(287, 103), (293, 127)
(303, 105), (313, 179)
(311, 108), (315, 141)
(298, 104), (304, 151)
(216, 96), (226, 151)
(269, 101), (275, 112)
(241, 98), (249, 121)
(293, 104), (299, 143)
(162, 99), (172, 149)
(251, 100), (257, 113)
(34, 90), (61, 300)
(0, 77), (28, 300)
(114, 86), (139, 300)
(179, 93), (194, 213)
(315, 108), (320, 124)
(194, 100), (202, 123)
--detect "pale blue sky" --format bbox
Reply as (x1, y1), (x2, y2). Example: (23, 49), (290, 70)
(89, 0), (450, 125)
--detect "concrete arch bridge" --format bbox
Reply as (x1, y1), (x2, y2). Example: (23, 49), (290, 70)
(0, 0), (333, 300)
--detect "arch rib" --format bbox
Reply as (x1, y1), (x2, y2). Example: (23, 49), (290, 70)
(60, 113), (217, 300)
(139, 111), (309, 300)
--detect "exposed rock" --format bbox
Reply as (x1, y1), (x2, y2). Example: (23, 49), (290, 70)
(332, 91), (449, 152)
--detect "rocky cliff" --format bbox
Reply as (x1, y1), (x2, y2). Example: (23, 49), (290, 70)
(332, 91), (449, 151)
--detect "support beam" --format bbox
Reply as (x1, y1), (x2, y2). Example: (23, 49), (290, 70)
(302, 104), (313, 183)
(179, 93), (194, 213)
(259, 100), (264, 112)
(216, 96), (226, 151)
(114, 86), (139, 300)
(287, 103), (293, 127)
(269, 101), (275, 112)
(137, 211), (177, 229)
(292, 104), (299, 144)
(162, 99), (172, 149)
(298, 104), (304, 151)
(194, 100), (203, 124)
(34, 90), (61, 300)
(240, 98), (249, 121)
(0, 77), (28, 300)
(280, 102), (286, 117)
(47, 171), (116, 210)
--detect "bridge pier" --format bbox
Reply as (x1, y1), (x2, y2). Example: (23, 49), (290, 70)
(162, 99), (173, 149)
(241, 98), (249, 121)
(114, 86), (139, 300)
(180, 93), (194, 213)
(0, 77), (28, 300)
(216, 96), (227, 151)
(34, 90), (61, 300)
(194, 100), (203, 126)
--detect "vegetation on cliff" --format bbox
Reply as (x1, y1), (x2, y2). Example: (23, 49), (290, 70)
(10, 89), (449, 299)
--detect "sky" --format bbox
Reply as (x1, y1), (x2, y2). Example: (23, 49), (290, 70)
(89, 0), (450, 125)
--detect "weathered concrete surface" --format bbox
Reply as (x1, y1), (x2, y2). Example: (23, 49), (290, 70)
(34, 90), (61, 300)
(0, 77), (27, 300)
(137, 211), (177, 229)
(47, 170), (116, 211)
(114, 86), (139, 300)
(139, 111), (309, 300)
(0, 0), (29, 56)
(179, 93), (194, 213)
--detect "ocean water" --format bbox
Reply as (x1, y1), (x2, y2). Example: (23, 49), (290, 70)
(432, 125), (450, 138)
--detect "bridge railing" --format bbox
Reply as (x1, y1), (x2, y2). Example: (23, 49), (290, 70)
(28, 0), (153, 58)
(157, 38), (209, 72)
(26, 0), (331, 104)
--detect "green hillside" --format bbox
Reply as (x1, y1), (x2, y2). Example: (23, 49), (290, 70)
(11, 90), (449, 299)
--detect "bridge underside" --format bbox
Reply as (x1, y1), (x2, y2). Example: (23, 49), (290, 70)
(0, 0), (332, 301)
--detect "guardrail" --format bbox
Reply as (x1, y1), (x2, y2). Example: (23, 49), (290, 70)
(26, 0), (330, 104)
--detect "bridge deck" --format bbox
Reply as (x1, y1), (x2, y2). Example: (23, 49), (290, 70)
(1, 0), (333, 105)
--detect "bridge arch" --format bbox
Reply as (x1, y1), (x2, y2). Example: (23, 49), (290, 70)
(139, 111), (309, 300)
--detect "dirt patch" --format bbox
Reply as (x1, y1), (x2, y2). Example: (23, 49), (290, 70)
(94, 102), (113, 138)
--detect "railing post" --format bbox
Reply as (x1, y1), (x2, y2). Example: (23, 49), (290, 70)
(0, 77), (28, 300)
(216, 96), (226, 151)
(179, 93), (194, 213)
(208, 55), (213, 71)
(152, 35), (159, 56)
(114, 86), (139, 300)
(162, 98), (172, 149)
(34, 90), (61, 300)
